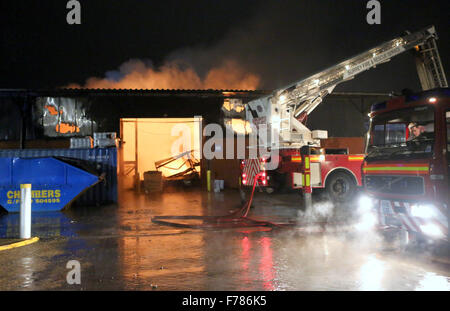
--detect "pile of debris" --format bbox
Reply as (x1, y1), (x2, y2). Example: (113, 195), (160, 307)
(144, 150), (200, 193)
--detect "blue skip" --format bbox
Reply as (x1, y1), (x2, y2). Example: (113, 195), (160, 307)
(0, 157), (102, 212)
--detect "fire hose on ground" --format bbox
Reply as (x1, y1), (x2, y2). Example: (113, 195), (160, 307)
(151, 172), (353, 232)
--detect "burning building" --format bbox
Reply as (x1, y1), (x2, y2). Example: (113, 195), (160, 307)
(0, 88), (389, 206)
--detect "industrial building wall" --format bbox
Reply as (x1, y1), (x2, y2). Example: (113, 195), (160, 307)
(200, 134), (251, 189)
(309, 101), (367, 137)
(0, 91), (388, 146)
(0, 94), (229, 145)
(307, 94), (389, 137)
(0, 98), (21, 141)
(321, 137), (365, 154)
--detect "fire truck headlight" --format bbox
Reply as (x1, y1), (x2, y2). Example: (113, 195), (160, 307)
(358, 195), (373, 212)
(410, 204), (436, 219)
(355, 195), (377, 231)
(420, 223), (444, 239)
(355, 211), (377, 232)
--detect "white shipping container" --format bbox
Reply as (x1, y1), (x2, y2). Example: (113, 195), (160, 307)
(94, 138), (117, 148)
(93, 132), (117, 148)
(94, 132), (117, 140)
(70, 137), (93, 149)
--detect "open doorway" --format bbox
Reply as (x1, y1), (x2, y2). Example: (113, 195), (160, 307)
(119, 117), (203, 192)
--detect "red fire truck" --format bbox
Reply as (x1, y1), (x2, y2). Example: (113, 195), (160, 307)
(241, 150), (364, 202)
(238, 26), (445, 203)
(361, 88), (449, 243)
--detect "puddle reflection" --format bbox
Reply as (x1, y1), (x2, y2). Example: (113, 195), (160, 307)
(0, 211), (78, 238)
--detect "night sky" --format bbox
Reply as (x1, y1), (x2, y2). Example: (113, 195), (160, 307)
(1, 0), (449, 92)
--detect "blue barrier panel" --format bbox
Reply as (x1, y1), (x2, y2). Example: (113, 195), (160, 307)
(0, 157), (100, 212)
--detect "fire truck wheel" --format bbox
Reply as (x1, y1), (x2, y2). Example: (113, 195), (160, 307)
(325, 171), (356, 202)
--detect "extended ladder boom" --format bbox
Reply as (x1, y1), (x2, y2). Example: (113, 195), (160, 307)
(276, 26), (446, 117)
(414, 34), (448, 90)
(245, 26), (447, 148)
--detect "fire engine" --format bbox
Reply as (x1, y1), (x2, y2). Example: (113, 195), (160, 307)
(361, 38), (448, 244)
(237, 26), (445, 203)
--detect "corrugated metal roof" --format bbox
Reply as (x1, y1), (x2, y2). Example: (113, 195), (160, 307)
(0, 88), (391, 101)
(0, 88), (271, 98)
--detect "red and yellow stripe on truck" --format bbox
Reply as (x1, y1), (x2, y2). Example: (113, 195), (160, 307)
(363, 163), (429, 175)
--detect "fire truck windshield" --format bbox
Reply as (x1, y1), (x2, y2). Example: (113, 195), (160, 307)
(366, 105), (435, 161)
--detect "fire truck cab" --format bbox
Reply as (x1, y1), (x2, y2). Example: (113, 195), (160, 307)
(362, 88), (449, 243)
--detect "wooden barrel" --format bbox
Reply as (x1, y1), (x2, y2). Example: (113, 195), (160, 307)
(143, 171), (163, 193)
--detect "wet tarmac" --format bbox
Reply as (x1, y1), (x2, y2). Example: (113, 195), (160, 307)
(0, 186), (449, 291)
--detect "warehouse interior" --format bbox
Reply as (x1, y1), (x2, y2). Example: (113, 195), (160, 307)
(119, 117), (203, 191)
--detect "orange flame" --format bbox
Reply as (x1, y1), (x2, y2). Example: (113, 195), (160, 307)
(45, 105), (62, 116)
(56, 123), (80, 134)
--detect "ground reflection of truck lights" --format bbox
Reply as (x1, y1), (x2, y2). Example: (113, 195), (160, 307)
(410, 204), (436, 219)
(239, 236), (275, 290)
(358, 195), (373, 209)
(355, 212), (377, 232)
(416, 272), (450, 291)
(259, 237), (275, 290)
(322, 235), (330, 259)
(355, 195), (377, 232)
(420, 223), (445, 239)
(240, 236), (250, 270)
(359, 255), (385, 290)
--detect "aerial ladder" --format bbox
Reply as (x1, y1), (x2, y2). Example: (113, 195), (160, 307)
(245, 25), (447, 149)
(240, 25), (447, 204)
